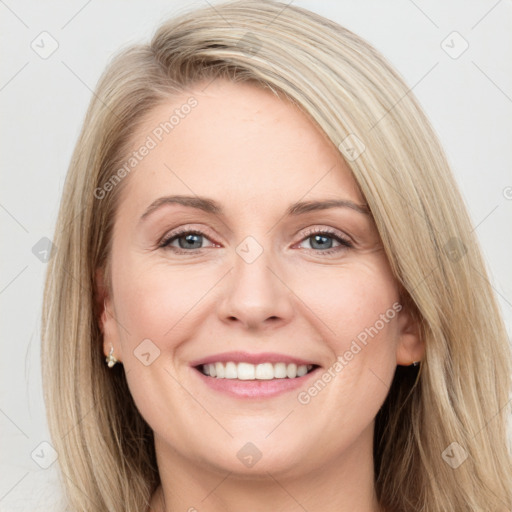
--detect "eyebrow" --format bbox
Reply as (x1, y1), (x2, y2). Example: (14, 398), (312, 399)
(139, 194), (370, 222)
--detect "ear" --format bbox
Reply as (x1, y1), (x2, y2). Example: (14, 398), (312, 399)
(95, 268), (122, 362)
(395, 300), (424, 366)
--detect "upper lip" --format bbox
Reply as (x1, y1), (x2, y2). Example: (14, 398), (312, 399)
(189, 351), (320, 367)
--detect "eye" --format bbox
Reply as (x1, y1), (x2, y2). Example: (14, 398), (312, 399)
(158, 226), (353, 256)
(296, 227), (353, 255)
(158, 228), (216, 253)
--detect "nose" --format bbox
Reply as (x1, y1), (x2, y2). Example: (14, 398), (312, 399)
(216, 243), (295, 331)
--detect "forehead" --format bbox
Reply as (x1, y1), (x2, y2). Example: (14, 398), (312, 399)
(118, 79), (363, 214)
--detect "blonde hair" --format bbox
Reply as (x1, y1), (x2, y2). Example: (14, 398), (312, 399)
(41, 1), (512, 510)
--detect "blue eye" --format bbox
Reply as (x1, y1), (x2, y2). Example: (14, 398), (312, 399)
(159, 227), (353, 256)
(297, 228), (353, 255)
(159, 230), (214, 252)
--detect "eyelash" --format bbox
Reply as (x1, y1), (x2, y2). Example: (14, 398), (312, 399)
(158, 226), (353, 256)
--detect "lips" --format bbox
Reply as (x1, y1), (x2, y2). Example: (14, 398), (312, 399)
(189, 351), (321, 398)
(192, 360), (322, 399)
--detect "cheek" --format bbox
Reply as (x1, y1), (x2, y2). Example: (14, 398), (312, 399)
(113, 249), (400, 361)
(339, 282), (400, 357)
(112, 256), (220, 350)
(291, 268), (401, 438)
(110, 258), (211, 428)
(293, 261), (401, 353)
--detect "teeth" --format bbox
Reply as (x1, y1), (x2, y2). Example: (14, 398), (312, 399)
(215, 362), (225, 378)
(255, 362), (274, 380)
(286, 363), (297, 378)
(225, 361), (237, 379)
(200, 362), (314, 379)
(297, 364), (308, 377)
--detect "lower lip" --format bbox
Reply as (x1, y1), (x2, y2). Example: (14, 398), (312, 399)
(192, 366), (320, 399)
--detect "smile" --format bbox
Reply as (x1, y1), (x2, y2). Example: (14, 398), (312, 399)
(198, 362), (317, 380)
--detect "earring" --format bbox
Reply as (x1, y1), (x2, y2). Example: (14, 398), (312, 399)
(105, 345), (118, 368)
(411, 361), (420, 367)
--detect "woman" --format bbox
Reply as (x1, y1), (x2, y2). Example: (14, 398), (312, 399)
(41, 1), (512, 510)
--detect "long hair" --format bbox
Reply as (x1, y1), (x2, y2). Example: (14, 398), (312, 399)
(41, 1), (512, 510)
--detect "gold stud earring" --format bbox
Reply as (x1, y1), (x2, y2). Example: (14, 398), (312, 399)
(105, 345), (118, 368)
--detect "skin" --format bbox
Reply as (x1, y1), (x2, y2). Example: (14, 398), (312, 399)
(97, 78), (424, 512)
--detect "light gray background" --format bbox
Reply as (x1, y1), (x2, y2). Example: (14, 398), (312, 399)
(1, 1), (511, 510)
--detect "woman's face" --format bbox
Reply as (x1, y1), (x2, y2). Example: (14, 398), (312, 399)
(99, 78), (421, 479)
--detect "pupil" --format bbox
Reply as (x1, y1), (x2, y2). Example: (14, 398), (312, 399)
(311, 234), (332, 250)
(180, 234), (202, 249)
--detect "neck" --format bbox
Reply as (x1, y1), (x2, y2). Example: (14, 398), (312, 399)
(149, 422), (382, 512)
